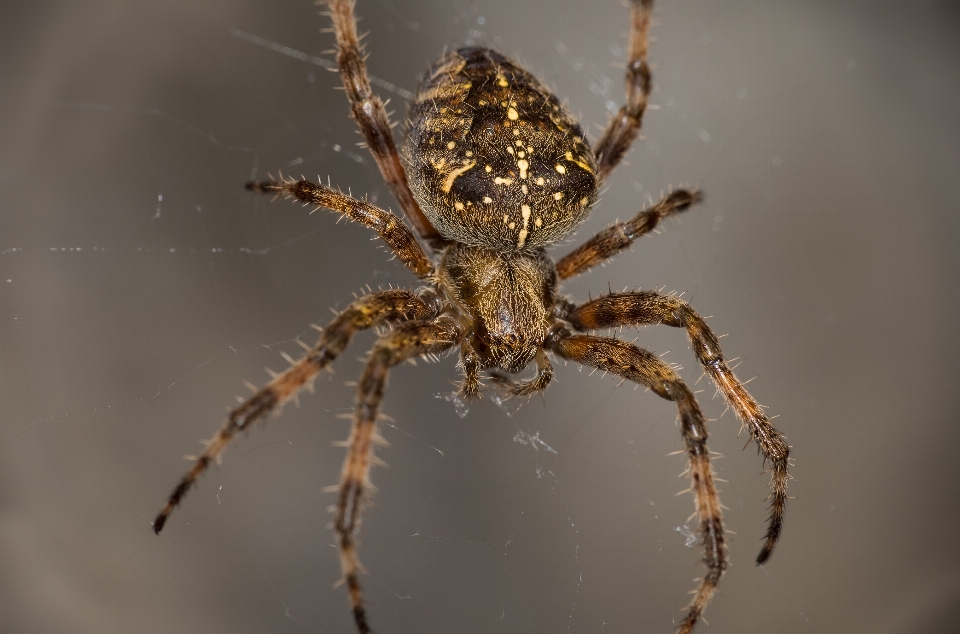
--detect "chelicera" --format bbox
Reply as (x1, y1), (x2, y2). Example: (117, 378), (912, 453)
(153, 2), (791, 632)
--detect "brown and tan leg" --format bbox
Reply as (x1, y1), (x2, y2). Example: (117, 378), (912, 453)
(564, 291), (790, 562)
(594, 0), (654, 182)
(555, 188), (702, 280)
(247, 178), (434, 278)
(489, 349), (555, 398)
(334, 317), (461, 634)
(152, 289), (438, 534)
(546, 329), (727, 634)
(325, 0), (445, 249)
(457, 338), (483, 401)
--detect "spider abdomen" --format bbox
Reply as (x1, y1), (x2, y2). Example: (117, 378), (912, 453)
(438, 243), (557, 373)
(403, 47), (598, 251)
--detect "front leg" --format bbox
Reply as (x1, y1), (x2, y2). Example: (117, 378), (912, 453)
(248, 178), (434, 278)
(335, 317), (461, 634)
(564, 291), (791, 563)
(546, 329), (727, 634)
(153, 289), (437, 534)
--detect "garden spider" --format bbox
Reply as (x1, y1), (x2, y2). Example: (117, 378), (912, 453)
(153, 1), (791, 632)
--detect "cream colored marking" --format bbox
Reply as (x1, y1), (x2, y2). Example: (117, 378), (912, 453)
(572, 158), (595, 174)
(494, 176), (514, 186)
(517, 159), (529, 179)
(536, 177), (545, 186)
(514, 140), (523, 146)
(517, 151), (525, 158)
(535, 217), (543, 227)
(432, 157), (446, 169)
(484, 197), (494, 204)
(508, 221), (516, 229)
(503, 214), (510, 222)
(507, 146), (514, 155)
(497, 76), (508, 87)
(454, 201), (464, 210)
(555, 164), (566, 174)
(521, 184), (528, 194)
(441, 160), (476, 193)
(553, 192), (564, 200)
(447, 141), (456, 149)
(507, 107), (519, 121)
(484, 165), (492, 173)
(465, 150), (474, 157)
(580, 197), (589, 206)
(512, 128), (519, 135)
(527, 146), (534, 153)
(562, 150), (596, 174)
(518, 204), (532, 247)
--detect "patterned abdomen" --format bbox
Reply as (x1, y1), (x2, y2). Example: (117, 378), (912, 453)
(402, 47), (598, 251)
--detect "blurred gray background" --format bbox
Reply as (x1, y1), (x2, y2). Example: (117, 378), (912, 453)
(3, 1), (960, 633)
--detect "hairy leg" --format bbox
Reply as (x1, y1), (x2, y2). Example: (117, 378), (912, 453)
(247, 178), (434, 278)
(457, 338), (483, 400)
(335, 317), (461, 633)
(326, 0), (445, 249)
(152, 289), (438, 534)
(555, 188), (702, 280)
(594, 0), (653, 182)
(547, 329), (727, 634)
(565, 291), (790, 562)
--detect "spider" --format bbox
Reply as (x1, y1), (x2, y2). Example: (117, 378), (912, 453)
(153, 1), (791, 632)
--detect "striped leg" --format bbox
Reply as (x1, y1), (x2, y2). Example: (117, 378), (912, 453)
(326, 0), (445, 248)
(555, 189), (702, 280)
(334, 317), (461, 633)
(152, 289), (437, 534)
(547, 330), (727, 634)
(594, 0), (654, 182)
(247, 178), (435, 278)
(565, 291), (791, 563)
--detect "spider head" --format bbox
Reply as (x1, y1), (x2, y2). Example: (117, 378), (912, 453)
(404, 47), (598, 252)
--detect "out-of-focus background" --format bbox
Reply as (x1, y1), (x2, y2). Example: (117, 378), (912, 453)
(2, 1), (959, 632)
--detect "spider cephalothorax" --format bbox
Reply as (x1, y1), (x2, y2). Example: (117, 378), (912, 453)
(153, 2), (791, 633)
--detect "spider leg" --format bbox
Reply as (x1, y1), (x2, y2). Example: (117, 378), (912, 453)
(488, 349), (555, 398)
(457, 338), (483, 401)
(556, 188), (702, 280)
(152, 289), (438, 534)
(564, 291), (791, 563)
(594, 0), (653, 182)
(546, 329), (726, 634)
(335, 316), (461, 634)
(325, 0), (445, 249)
(247, 178), (434, 278)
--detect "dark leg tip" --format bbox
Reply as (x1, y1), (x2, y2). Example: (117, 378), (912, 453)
(756, 547), (772, 564)
(152, 515), (167, 535)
